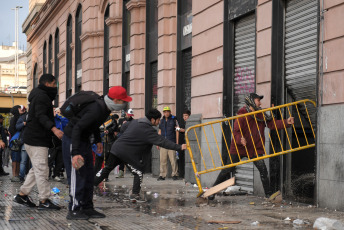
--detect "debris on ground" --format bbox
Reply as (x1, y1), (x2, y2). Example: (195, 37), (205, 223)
(268, 190), (280, 201)
(207, 220), (241, 224)
(313, 217), (344, 230)
(202, 177), (235, 198)
(223, 185), (247, 196)
(251, 221), (260, 226)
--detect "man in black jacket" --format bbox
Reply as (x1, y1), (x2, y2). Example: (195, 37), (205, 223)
(62, 86), (131, 220)
(94, 109), (186, 203)
(14, 74), (63, 210)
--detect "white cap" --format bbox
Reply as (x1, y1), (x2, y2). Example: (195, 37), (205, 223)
(127, 109), (134, 116)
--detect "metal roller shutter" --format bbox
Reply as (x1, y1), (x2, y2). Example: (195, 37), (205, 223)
(233, 14), (256, 194)
(285, 0), (317, 126)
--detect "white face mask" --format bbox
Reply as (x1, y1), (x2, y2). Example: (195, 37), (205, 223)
(104, 95), (127, 111)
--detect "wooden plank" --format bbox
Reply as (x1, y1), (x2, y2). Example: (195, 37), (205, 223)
(202, 177), (235, 198)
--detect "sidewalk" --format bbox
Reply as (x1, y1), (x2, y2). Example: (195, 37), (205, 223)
(0, 169), (343, 229)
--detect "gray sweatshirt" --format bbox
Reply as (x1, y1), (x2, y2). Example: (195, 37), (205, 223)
(111, 117), (182, 171)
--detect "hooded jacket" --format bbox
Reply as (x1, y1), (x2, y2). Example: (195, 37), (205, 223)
(111, 117), (182, 172)
(24, 85), (56, 147)
(63, 98), (110, 156)
(9, 105), (21, 136)
(229, 106), (289, 158)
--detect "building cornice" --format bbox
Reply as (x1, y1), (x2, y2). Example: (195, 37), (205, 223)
(127, 0), (146, 11)
(106, 17), (122, 26)
(80, 31), (104, 42)
(27, 0), (65, 43)
(57, 50), (66, 60)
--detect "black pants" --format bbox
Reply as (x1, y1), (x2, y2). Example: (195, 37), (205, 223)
(48, 146), (64, 178)
(94, 153), (143, 194)
(213, 154), (271, 196)
(62, 135), (94, 211)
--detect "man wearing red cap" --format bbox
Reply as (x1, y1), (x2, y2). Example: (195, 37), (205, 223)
(62, 86), (131, 220)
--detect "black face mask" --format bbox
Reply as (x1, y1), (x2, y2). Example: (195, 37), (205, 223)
(38, 84), (57, 101)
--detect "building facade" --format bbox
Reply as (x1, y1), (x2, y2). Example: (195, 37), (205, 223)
(0, 45), (27, 91)
(23, 0), (344, 210)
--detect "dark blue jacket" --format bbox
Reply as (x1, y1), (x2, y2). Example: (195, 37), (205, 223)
(159, 115), (178, 143)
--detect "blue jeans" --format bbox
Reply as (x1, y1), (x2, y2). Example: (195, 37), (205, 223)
(19, 145), (29, 179)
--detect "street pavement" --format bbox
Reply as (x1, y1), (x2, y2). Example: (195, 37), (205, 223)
(0, 169), (343, 229)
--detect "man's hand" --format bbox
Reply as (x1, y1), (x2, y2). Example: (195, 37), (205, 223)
(23, 122), (26, 126)
(181, 144), (186, 150)
(51, 127), (64, 139)
(156, 146), (160, 150)
(72, 155), (84, 169)
(241, 137), (247, 146)
(104, 130), (109, 134)
(287, 117), (294, 125)
(96, 142), (103, 154)
(0, 140), (5, 149)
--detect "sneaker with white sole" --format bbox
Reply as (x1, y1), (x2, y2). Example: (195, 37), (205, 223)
(54, 176), (62, 182)
(38, 199), (61, 210)
(14, 194), (36, 207)
(130, 194), (146, 203)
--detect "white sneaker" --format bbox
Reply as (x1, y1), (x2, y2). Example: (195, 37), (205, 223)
(54, 177), (61, 182)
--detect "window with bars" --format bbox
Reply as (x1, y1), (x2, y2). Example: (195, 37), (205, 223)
(54, 28), (59, 106)
(103, 5), (110, 95)
(33, 63), (38, 88)
(43, 42), (47, 74)
(122, 0), (131, 92)
(48, 35), (53, 74)
(75, 4), (82, 93)
(66, 15), (72, 98)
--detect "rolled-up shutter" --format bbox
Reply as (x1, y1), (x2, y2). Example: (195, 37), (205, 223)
(233, 13), (256, 194)
(285, 0), (317, 126)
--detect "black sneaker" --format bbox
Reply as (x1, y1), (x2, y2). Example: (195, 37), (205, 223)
(172, 176), (178, 181)
(14, 194), (36, 207)
(83, 208), (106, 218)
(66, 210), (89, 220)
(157, 176), (165, 181)
(38, 199), (61, 210)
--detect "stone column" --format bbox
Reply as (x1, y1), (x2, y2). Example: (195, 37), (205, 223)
(127, 0), (146, 118)
(80, 1), (104, 94)
(157, 0), (177, 113)
(107, 0), (123, 88)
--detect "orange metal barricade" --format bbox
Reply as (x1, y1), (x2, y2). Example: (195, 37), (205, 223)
(185, 99), (316, 197)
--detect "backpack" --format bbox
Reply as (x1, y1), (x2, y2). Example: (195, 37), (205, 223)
(60, 91), (101, 119)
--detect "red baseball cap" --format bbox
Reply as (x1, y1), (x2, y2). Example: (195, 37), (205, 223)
(107, 86), (132, 102)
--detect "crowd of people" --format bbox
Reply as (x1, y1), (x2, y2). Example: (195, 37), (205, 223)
(0, 73), (294, 220)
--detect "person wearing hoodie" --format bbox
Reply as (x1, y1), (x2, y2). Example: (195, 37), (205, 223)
(208, 93), (294, 200)
(16, 110), (29, 182)
(0, 114), (9, 176)
(14, 74), (63, 210)
(9, 105), (26, 182)
(62, 86), (131, 220)
(94, 109), (187, 203)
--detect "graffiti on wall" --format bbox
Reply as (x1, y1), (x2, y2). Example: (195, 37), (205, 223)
(234, 66), (255, 95)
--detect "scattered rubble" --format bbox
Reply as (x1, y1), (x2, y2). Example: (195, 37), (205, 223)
(313, 217), (344, 230)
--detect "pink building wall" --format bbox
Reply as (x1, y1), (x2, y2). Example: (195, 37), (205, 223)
(321, 1), (344, 105)
(256, 0), (272, 108)
(191, 0), (224, 119)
